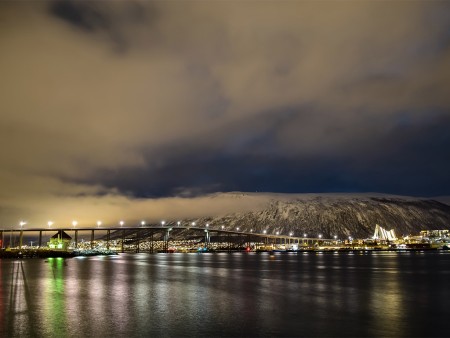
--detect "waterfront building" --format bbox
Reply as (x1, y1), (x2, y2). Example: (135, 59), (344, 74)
(48, 230), (72, 251)
(420, 230), (449, 238)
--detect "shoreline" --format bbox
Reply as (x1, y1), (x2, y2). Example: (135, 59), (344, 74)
(1, 247), (448, 259)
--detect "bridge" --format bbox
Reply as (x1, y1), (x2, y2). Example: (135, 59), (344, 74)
(0, 225), (335, 252)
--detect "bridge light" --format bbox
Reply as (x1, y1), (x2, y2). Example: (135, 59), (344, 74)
(289, 232), (293, 236)
(97, 221), (102, 228)
(236, 227), (240, 231)
(276, 231), (279, 235)
(141, 221), (145, 226)
(192, 222), (196, 226)
(304, 233), (307, 237)
(318, 234), (322, 238)
(72, 220), (77, 227)
(48, 221), (53, 228)
(206, 223), (209, 227)
(177, 221), (181, 226)
(120, 221), (124, 227)
(221, 225), (224, 230)
(20, 221), (26, 228)
(263, 230), (267, 234)
(161, 220), (166, 227)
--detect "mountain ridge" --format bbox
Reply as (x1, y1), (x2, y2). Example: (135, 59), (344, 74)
(187, 193), (450, 239)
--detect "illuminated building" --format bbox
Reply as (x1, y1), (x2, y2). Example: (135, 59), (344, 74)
(48, 230), (72, 251)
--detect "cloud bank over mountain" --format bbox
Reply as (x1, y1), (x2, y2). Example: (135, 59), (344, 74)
(1, 1), (449, 225)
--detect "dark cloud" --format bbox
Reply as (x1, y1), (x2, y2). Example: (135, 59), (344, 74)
(50, 1), (108, 32)
(49, 0), (155, 52)
(83, 109), (450, 198)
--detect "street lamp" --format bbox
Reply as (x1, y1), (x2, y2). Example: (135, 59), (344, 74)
(141, 221), (145, 227)
(236, 227), (240, 231)
(161, 220), (166, 227)
(120, 221), (124, 227)
(97, 221), (102, 228)
(206, 223), (209, 227)
(276, 231), (279, 235)
(318, 234), (322, 239)
(48, 221), (53, 228)
(20, 221), (26, 228)
(72, 220), (77, 228)
(177, 221), (181, 226)
(304, 233), (307, 238)
(221, 225), (224, 230)
(289, 232), (293, 237)
(191, 222), (196, 226)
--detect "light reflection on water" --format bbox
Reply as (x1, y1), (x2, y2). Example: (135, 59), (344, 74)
(0, 252), (450, 337)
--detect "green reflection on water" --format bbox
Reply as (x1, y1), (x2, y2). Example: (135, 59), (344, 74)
(44, 257), (68, 337)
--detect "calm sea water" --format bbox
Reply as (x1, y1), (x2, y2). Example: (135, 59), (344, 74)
(1, 251), (449, 337)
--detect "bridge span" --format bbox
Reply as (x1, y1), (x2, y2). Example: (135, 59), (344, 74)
(0, 225), (335, 252)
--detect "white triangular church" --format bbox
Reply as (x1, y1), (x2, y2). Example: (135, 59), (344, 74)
(373, 224), (397, 241)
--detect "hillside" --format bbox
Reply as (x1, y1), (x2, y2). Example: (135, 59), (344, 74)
(187, 193), (450, 239)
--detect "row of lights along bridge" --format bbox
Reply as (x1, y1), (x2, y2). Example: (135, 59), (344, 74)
(14, 220), (346, 241)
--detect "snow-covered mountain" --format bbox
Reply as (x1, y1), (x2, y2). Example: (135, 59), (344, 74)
(185, 193), (450, 239)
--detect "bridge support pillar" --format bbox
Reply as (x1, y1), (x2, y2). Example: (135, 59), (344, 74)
(164, 229), (171, 252)
(106, 229), (110, 250)
(204, 230), (210, 250)
(121, 230), (124, 253)
(90, 230), (94, 249)
(19, 230), (23, 249)
(136, 230), (140, 253)
(151, 232), (154, 253)
(0, 231), (3, 249)
(75, 230), (78, 249)
(38, 230), (42, 248)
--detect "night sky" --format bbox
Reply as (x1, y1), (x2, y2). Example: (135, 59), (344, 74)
(1, 1), (449, 226)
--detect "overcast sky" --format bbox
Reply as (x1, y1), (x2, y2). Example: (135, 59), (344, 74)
(1, 1), (449, 227)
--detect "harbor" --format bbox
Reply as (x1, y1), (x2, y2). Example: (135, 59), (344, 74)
(1, 225), (448, 258)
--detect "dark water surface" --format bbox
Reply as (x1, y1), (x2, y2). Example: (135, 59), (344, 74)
(1, 252), (449, 337)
